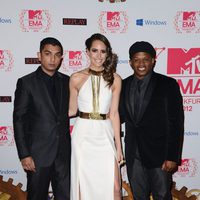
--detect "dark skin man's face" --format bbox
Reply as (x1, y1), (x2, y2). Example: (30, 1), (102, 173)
(129, 52), (155, 80)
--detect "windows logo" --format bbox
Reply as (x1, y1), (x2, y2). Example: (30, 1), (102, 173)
(136, 19), (143, 26)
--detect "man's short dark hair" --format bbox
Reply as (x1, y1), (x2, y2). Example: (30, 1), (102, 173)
(40, 37), (63, 55)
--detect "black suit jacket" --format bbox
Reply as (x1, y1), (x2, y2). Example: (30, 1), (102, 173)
(13, 67), (71, 168)
(120, 72), (184, 169)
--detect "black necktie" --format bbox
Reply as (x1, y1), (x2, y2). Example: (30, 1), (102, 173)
(134, 80), (142, 120)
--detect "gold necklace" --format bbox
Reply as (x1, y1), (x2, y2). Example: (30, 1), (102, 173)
(88, 68), (104, 76)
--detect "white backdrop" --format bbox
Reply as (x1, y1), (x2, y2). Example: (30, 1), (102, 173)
(0, 0), (200, 197)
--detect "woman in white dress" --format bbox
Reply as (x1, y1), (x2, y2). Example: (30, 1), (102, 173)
(69, 33), (124, 200)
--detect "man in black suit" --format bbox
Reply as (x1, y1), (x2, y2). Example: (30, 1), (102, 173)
(13, 37), (70, 200)
(120, 41), (184, 200)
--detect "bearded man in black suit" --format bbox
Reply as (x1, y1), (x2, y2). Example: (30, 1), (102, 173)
(120, 41), (184, 200)
(13, 37), (70, 200)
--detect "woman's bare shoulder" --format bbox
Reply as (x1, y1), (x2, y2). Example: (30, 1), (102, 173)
(110, 73), (122, 91)
(114, 73), (122, 82)
(70, 68), (90, 89)
(70, 68), (89, 80)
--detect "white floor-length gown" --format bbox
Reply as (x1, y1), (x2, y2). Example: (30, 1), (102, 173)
(70, 73), (118, 200)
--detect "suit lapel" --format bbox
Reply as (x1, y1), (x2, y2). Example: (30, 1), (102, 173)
(125, 77), (136, 122)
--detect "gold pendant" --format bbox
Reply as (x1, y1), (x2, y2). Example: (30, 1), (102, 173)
(89, 112), (103, 120)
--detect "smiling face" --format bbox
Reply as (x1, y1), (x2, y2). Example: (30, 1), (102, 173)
(37, 44), (63, 76)
(129, 52), (155, 80)
(86, 40), (107, 71)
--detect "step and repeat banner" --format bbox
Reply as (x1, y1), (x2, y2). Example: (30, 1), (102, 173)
(0, 0), (200, 197)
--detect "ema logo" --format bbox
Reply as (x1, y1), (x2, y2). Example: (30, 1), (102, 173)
(0, 17), (11, 24)
(60, 50), (89, 75)
(98, 11), (128, 34)
(98, 0), (126, 2)
(0, 50), (14, 72)
(63, 18), (87, 26)
(0, 126), (15, 146)
(136, 18), (167, 26)
(19, 10), (51, 32)
(174, 11), (200, 33)
(174, 158), (198, 177)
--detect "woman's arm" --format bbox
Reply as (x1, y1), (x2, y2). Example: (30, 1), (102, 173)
(109, 73), (123, 163)
(69, 73), (79, 117)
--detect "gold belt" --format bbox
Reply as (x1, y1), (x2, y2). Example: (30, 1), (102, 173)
(79, 112), (107, 120)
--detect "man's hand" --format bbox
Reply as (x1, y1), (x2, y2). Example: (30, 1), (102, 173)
(21, 156), (36, 172)
(162, 160), (177, 172)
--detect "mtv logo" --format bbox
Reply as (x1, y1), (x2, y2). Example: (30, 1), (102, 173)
(69, 51), (82, 60)
(167, 48), (200, 75)
(0, 127), (7, 135)
(28, 10), (42, 19)
(136, 19), (143, 26)
(183, 12), (196, 21)
(107, 12), (120, 21)
(0, 50), (4, 58)
(70, 125), (74, 134)
(181, 159), (190, 167)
